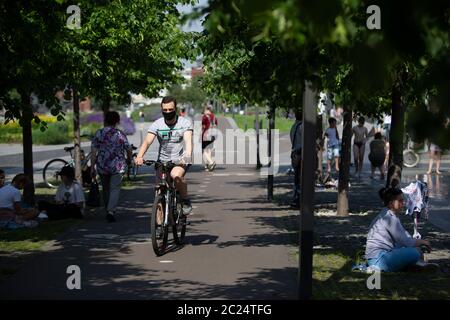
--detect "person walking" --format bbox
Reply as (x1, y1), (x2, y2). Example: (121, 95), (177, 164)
(427, 142), (443, 174)
(369, 132), (387, 179)
(91, 111), (132, 222)
(289, 111), (302, 207)
(202, 105), (218, 171)
(352, 116), (370, 178)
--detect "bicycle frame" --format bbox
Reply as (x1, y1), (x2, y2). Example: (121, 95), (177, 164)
(153, 162), (178, 228)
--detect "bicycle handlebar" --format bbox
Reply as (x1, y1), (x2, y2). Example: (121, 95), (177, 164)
(143, 159), (192, 169)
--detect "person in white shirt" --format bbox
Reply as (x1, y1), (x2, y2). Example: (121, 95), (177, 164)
(37, 166), (85, 220)
(0, 173), (39, 222)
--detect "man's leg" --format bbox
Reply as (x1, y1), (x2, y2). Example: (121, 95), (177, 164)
(171, 166), (192, 214)
(359, 145), (365, 175)
(353, 145), (359, 173)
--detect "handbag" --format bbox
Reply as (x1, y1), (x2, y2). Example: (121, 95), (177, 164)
(86, 181), (101, 207)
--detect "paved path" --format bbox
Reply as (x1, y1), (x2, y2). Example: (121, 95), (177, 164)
(0, 117), (298, 299)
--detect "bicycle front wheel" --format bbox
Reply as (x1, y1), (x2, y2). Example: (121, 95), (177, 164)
(151, 194), (169, 256)
(172, 195), (186, 245)
(403, 150), (420, 168)
(43, 159), (68, 188)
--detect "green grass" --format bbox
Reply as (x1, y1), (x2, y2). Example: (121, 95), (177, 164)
(226, 114), (294, 133)
(306, 250), (450, 300)
(0, 219), (82, 252)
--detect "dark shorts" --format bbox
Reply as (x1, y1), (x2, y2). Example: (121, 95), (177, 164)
(369, 153), (385, 167)
(202, 140), (214, 150)
(354, 142), (364, 149)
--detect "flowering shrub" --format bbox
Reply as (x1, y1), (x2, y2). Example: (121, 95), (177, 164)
(81, 112), (136, 135)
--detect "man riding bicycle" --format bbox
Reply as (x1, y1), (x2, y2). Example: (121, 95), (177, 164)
(135, 96), (193, 214)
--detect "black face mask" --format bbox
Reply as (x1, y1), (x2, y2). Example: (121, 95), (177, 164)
(163, 110), (176, 121)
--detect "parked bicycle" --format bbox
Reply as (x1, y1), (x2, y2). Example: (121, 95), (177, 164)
(144, 159), (188, 256)
(403, 134), (420, 168)
(43, 138), (93, 188)
(125, 144), (139, 181)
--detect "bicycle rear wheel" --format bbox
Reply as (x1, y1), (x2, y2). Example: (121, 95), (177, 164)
(172, 195), (186, 245)
(43, 159), (68, 188)
(403, 150), (420, 168)
(151, 194), (169, 256)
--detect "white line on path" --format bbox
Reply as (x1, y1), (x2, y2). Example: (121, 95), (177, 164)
(159, 260), (174, 263)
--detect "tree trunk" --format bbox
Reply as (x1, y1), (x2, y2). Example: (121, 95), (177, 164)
(316, 114), (324, 180)
(255, 105), (261, 169)
(73, 88), (82, 185)
(102, 97), (111, 120)
(267, 105), (275, 200)
(22, 103), (35, 205)
(386, 67), (407, 188)
(337, 105), (353, 216)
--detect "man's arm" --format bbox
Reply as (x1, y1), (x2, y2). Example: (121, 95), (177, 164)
(183, 130), (193, 162)
(135, 132), (156, 165)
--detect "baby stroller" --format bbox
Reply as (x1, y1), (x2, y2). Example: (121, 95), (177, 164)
(401, 177), (429, 239)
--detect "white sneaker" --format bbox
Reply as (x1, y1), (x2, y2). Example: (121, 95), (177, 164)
(415, 260), (427, 267)
(38, 211), (49, 219)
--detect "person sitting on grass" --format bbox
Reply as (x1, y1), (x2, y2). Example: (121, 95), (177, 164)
(37, 166), (84, 220)
(0, 173), (39, 222)
(365, 187), (432, 272)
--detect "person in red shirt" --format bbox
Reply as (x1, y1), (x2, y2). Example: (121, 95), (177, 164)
(202, 105), (218, 171)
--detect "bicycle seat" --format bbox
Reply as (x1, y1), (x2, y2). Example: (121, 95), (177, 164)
(131, 145), (137, 151)
(64, 146), (75, 152)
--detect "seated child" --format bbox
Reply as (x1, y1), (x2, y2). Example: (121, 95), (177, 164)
(38, 166), (85, 220)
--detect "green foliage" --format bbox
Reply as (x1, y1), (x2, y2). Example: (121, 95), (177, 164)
(168, 76), (208, 111)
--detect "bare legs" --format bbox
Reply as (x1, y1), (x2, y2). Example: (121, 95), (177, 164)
(427, 151), (442, 174)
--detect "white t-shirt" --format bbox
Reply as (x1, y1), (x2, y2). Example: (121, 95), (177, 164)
(55, 182), (85, 205)
(0, 184), (22, 210)
(148, 116), (193, 162)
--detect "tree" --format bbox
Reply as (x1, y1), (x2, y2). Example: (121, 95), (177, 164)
(0, 0), (67, 203)
(1, 0), (198, 201)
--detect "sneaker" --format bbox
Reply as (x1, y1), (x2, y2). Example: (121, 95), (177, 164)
(38, 211), (49, 220)
(106, 212), (116, 223)
(181, 198), (192, 215)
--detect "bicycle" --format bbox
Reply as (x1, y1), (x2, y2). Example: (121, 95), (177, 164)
(43, 140), (93, 188)
(144, 159), (188, 256)
(125, 144), (139, 181)
(403, 134), (420, 168)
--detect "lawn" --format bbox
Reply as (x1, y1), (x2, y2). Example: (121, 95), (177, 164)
(273, 174), (450, 300)
(0, 185), (85, 283)
(227, 113), (294, 134)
